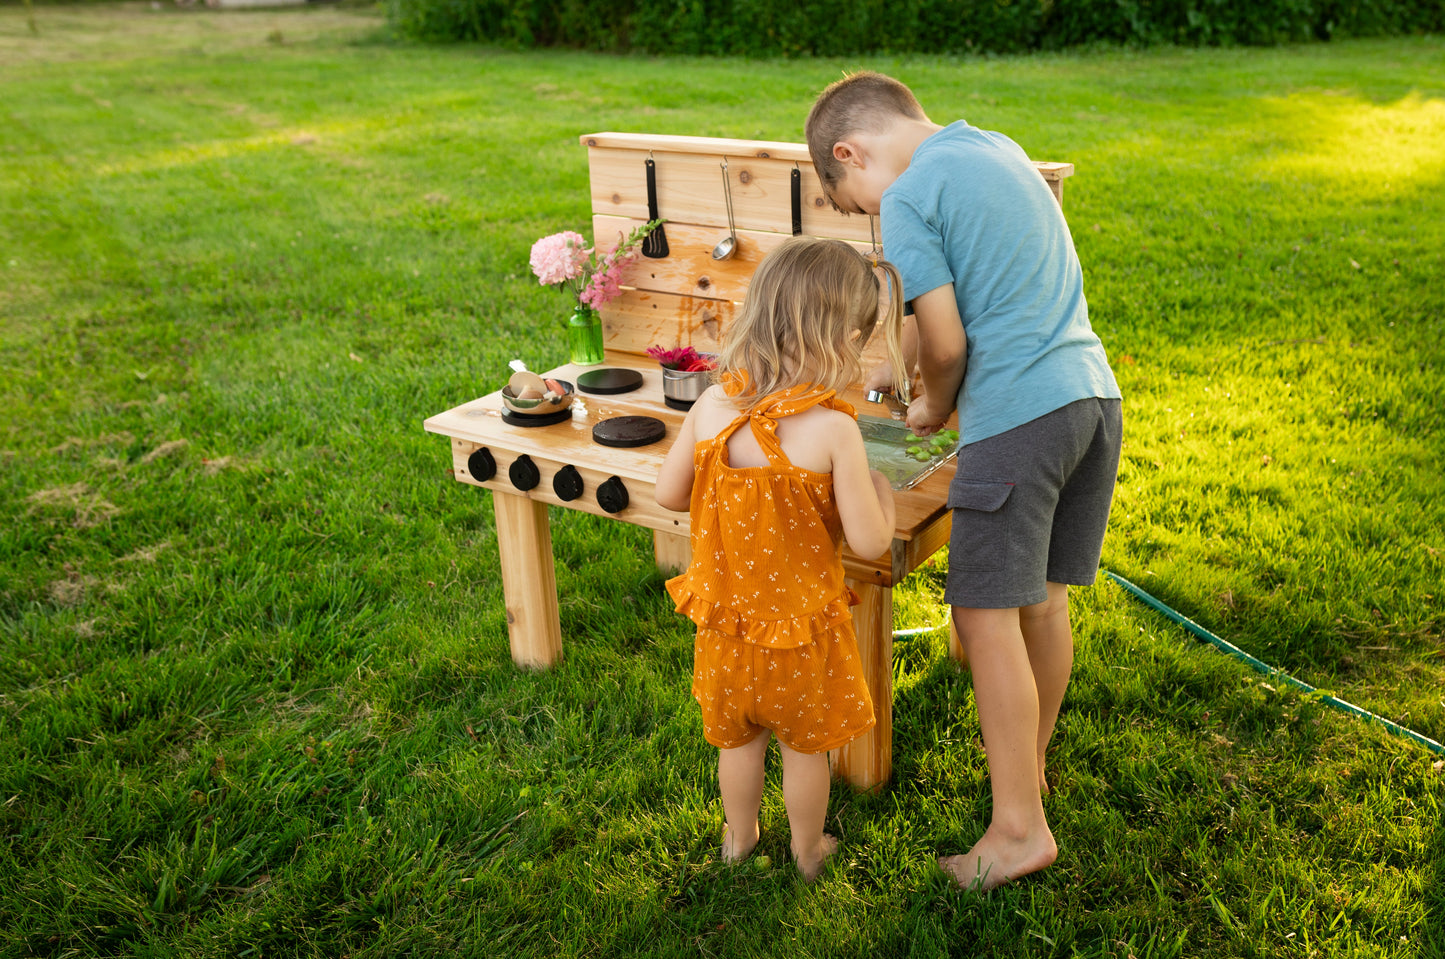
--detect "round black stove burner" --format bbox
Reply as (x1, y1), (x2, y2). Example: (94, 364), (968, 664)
(664, 396), (695, 412)
(592, 415), (666, 449)
(576, 368), (644, 395)
(501, 407), (573, 428)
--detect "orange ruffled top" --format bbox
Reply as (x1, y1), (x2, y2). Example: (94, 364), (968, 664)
(666, 375), (858, 649)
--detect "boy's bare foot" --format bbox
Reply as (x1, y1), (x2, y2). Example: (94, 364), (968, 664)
(792, 833), (838, 882)
(938, 825), (1057, 892)
(721, 821), (759, 863)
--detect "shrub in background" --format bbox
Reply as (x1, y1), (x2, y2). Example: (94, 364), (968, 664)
(383, 0), (1443, 51)
(1041, 0), (1443, 47)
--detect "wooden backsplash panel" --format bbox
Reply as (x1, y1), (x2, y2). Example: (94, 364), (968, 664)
(591, 214), (875, 303)
(583, 135), (873, 243)
(580, 132), (1070, 366)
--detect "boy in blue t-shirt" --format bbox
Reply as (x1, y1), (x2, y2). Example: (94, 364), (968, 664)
(807, 71), (1123, 892)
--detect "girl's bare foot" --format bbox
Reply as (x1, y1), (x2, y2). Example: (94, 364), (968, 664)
(721, 821), (759, 863)
(792, 833), (838, 882)
(938, 824), (1057, 892)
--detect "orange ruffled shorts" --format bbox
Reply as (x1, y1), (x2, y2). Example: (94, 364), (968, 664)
(692, 619), (876, 754)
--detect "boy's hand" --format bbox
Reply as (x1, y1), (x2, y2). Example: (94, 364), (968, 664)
(905, 394), (952, 436)
(863, 361), (895, 395)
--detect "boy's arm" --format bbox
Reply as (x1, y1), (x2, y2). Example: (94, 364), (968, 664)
(905, 283), (967, 436)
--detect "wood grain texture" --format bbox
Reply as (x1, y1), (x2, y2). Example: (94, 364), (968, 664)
(830, 579), (894, 790)
(493, 492), (564, 669)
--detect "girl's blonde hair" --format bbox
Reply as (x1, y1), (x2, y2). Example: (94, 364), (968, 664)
(718, 236), (909, 409)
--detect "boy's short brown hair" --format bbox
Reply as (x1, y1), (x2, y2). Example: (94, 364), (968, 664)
(805, 72), (927, 208)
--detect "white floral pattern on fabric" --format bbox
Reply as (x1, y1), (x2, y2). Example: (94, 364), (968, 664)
(670, 375), (876, 754)
(666, 377), (858, 650)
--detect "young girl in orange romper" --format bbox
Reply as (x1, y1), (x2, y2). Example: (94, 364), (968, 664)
(655, 236), (908, 881)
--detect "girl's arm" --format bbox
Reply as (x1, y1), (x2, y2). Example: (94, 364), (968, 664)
(830, 418), (896, 559)
(654, 406), (700, 512)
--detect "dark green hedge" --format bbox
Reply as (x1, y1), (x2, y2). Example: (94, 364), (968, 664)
(385, 0), (1444, 52)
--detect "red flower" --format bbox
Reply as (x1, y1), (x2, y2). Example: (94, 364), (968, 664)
(646, 346), (717, 372)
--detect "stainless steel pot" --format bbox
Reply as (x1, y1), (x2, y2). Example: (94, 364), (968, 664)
(661, 365), (713, 403)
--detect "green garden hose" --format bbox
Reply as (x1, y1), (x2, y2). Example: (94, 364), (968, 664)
(891, 574), (1444, 756)
(1102, 570), (1444, 756)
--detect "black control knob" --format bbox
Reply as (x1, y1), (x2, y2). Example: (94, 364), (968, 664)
(467, 447), (496, 482)
(597, 476), (629, 514)
(508, 454), (541, 491)
(553, 464), (584, 501)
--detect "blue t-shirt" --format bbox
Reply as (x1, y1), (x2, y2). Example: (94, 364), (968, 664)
(881, 121), (1120, 445)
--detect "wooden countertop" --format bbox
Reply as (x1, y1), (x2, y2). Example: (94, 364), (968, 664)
(424, 352), (955, 585)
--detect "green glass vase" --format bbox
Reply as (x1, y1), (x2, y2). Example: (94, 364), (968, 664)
(567, 304), (604, 366)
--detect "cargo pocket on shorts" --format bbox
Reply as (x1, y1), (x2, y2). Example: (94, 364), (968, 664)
(947, 480), (1014, 571)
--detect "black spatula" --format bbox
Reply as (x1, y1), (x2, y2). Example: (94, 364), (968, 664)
(642, 157), (669, 258)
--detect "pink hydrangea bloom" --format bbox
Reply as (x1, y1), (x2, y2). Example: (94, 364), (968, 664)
(527, 220), (660, 316)
(529, 231), (589, 286)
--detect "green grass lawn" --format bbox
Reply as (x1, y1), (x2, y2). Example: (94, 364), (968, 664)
(2, 5), (1442, 956)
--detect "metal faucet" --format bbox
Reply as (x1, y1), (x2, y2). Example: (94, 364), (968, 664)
(866, 389), (908, 415)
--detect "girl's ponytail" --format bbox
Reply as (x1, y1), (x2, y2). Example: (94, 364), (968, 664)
(874, 258), (911, 405)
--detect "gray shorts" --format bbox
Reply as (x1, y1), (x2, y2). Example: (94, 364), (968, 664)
(945, 397), (1122, 609)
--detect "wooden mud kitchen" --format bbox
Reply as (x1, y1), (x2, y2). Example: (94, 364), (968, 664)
(424, 132), (1073, 789)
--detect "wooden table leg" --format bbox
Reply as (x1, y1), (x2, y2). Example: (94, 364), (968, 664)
(652, 529), (691, 575)
(492, 491), (563, 669)
(831, 578), (892, 791)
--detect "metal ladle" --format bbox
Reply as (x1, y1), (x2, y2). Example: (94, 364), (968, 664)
(711, 158), (738, 261)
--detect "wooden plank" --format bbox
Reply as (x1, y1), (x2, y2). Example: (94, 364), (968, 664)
(599, 215), (774, 302)
(896, 502), (953, 578)
(596, 285), (896, 371)
(582, 132), (815, 162)
(592, 216), (896, 369)
(597, 288), (735, 358)
(585, 146), (876, 242)
(448, 436), (939, 587)
(493, 491), (564, 668)
(1034, 161), (1075, 181)
(583, 135), (1073, 230)
(452, 439), (692, 537)
(582, 132), (1074, 183)
(455, 436), (915, 587)
(597, 213), (877, 300)
(653, 530), (691, 575)
(830, 579), (893, 790)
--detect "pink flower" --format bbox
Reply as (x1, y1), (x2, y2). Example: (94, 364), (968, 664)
(646, 345), (716, 372)
(527, 219), (663, 317)
(529, 231), (589, 286)
(579, 248), (638, 309)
